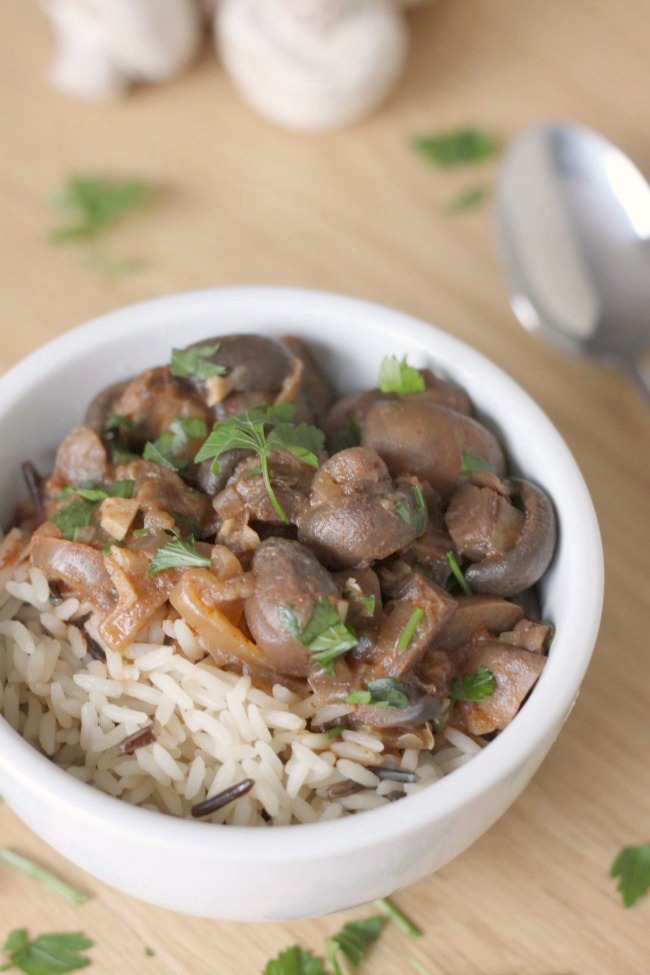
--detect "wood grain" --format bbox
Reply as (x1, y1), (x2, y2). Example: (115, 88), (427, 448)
(0, 1), (649, 972)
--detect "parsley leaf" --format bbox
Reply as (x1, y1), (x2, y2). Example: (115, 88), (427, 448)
(103, 414), (135, 433)
(414, 128), (497, 167)
(262, 945), (327, 975)
(278, 600), (357, 675)
(0, 850), (86, 905)
(171, 344), (226, 381)
(450, 666), (496, 702)
(445, 184), (488, 214)
(345, 678), (410, 710)
(58, 481), (135, 502)
(611, 844), (650, 908)
(397, 608), (424, 651)
(52, 481), (135, 540)
(1, 930), (93, 975)
(195, 404), (324, 522)
(50, 501), (97, 541)
(146, 538), (211, 576)
(378, 356), (425, 395)
(325, 916), (383, 974)
(445, 551), (472, 597)
(49, 176), (149, 244)
(460, 452), (497, 477)
(144, 417), (208, 472)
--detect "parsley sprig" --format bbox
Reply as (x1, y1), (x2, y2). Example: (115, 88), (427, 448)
(397, 608), (424, 651)
(170, 344), (226, 381)
(445, 551), (472, 597)
(460, 452), (497, 477)
(611, 844), (650, 908)
(1, 930), (93, 975)
(378, 356), (425, 396)
(147, 538), (211, 576)
(195, 404), (324, 522)
(279, 600), (357, 675)
(49, 176), (149, 245)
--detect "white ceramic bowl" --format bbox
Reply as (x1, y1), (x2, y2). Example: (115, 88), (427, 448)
(0, 288), (603, 920)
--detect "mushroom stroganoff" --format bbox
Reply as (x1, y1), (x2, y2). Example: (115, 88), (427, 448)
(0, 335), (556, 825)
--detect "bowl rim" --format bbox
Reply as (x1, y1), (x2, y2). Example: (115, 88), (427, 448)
(0, 286), (604, 862)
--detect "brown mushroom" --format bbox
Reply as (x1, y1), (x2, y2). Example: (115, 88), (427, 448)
(463, 479), (557, 597)
(431, 595), (524, 655)
(361, 400), (506, 500)
(244, 538), (342, 677)
(85, 380), (130, 432)
(450, 639), (546, 735)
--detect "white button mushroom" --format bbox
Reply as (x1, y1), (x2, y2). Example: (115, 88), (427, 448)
(215, 0), (409, 131)
(41, 0), (203, 101)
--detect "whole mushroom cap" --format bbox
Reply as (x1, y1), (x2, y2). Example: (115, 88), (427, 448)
(216, 0), (409, 131)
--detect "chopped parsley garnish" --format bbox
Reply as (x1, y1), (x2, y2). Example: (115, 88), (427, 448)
(279, 600), (357, 675)
(58, 481), (134, 502)
(322, 727), (344, 739)
(393, 498), (412, 525)
(450, 666), (496, 702)
(52, 481), (136, 541)
(49, 176), (149, 244)
(262, 946), (327, 975)
(170, 343), (226, 381)
(146, 538), (211, 576)
(144, 948), (155, 958)
(374, 898), (422, 938)
(445, 184), (488, 214)
(330, 420), (361, 454)
(103, 414), (135, 433)
(445, 551), (472, 597)
(354, 594), (375, 618)
(345, 679), (410, 710)
(413, 128), (497, 167)
(0, 850), (86, 905)
(325, 916), (383, 975)
(460, 452), (497, 477)
(378, 356), (425, 395)
(195, 403), (324, 522)
(1, 929), (93, 975)
(143, 416), (208, 472)
(50, 501), (98, 541)
(611, 844), (650, 908)
(412, 485), (426, 534)
(397, 608), (424, 651)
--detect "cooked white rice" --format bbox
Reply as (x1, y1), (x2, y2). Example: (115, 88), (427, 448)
(0, 529), (481, 826)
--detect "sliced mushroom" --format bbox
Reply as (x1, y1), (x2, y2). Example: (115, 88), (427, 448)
(464, 479), (557, 596)
(431, 595), (524, 655)
(298, 489), (421, 569)
(244, 538), (342, 677)
(450, 639), (546, 735)
(281, 335), (334, 424)
(110, 366), (208, 444)
(361, 400), (506, 500)
(445, 482), (525, 561)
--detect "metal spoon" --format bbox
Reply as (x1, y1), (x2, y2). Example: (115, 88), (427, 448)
(497, 122), (650, 404)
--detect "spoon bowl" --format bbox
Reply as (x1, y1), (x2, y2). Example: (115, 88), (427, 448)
(497, 122), (650, 401)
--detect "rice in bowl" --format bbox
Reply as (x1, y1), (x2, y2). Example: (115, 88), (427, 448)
(0, 529), (481, 827)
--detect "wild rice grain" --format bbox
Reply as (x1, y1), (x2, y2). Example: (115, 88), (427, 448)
(117, 723), (156, 755)
(368, 764), (421, 784)
(190, 778), (254, 818)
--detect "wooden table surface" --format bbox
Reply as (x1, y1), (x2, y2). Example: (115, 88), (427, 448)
(1, 2), (648, 972)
